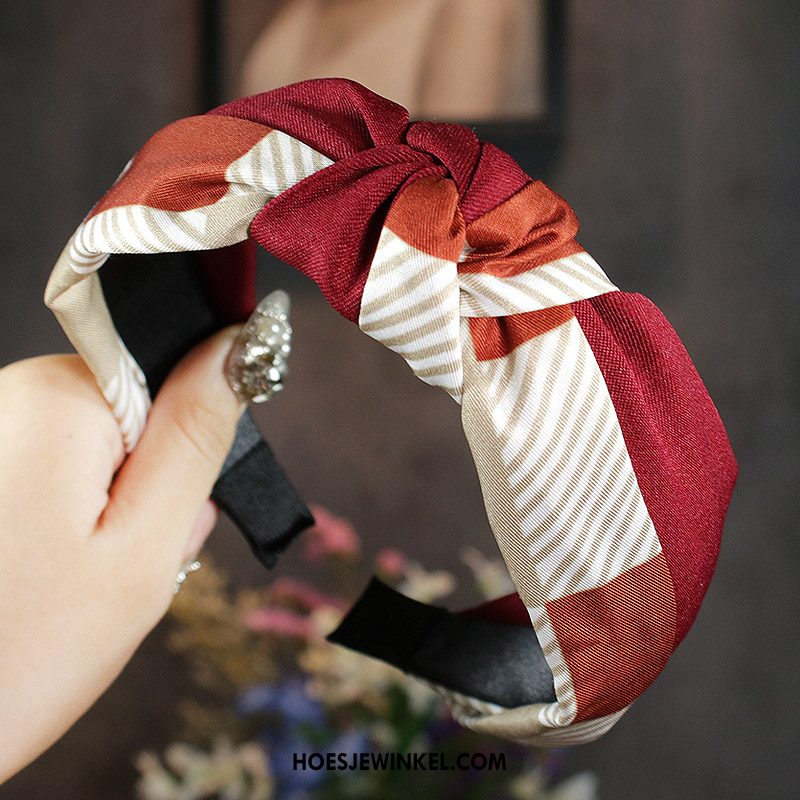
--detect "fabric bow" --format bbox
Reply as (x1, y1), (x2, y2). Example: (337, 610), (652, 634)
(214, 80), (575, 322)
(211, 79), (614, 404)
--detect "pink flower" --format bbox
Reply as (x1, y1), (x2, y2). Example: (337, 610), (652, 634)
(243, 607), (315, 639)
(268, 577), (348, 612)
(375, 548), (407, 578)
(303, 505), (361, 561)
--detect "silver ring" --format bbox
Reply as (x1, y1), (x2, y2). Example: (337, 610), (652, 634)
(173, 560), (201, 594)
(226, 290), (292, 404)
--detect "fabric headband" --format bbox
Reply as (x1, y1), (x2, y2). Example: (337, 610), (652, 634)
(44, 78), (737, 745)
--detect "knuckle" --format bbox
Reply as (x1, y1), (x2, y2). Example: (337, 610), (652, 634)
(169, 399), (235, 468)
(0, 358), (46, 399)
(0, 355), (94, 411)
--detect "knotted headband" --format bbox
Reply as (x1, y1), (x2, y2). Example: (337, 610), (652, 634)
(45, 78), (737, 745)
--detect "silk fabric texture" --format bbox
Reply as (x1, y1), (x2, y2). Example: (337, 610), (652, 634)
(45, 79), (737, 745)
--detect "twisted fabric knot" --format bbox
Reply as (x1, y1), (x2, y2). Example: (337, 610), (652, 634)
(212, 79), (606, 400)
(403, 120), (481, 198)
(213, 79), (590, 322)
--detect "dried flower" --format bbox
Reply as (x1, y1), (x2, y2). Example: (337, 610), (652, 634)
(135, 737), (272, 800)
(243, 607), (315, 639)
(303, 505), (361, 560)
(266, 577), (348, 612)
(142, 510), (599, 800)
(374, 548), (407, 579)
(397, 561), (456, 603)
(461, 546), (516, 599)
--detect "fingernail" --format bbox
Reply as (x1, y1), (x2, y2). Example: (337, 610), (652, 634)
(224, 290), (292, 405)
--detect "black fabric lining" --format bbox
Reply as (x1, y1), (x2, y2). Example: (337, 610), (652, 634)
(328, 578), (557, 708)
(100, 251), (218, 394)
(213, 428), (315, 567)
(99, 250), (313, 568)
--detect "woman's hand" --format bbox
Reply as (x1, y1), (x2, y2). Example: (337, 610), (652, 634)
(0, 327), (244, 781)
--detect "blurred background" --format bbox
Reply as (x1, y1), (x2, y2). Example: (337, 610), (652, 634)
(1, 1), (799, 797)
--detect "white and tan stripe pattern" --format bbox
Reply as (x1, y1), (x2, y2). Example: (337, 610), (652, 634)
(359, 227), (463, 401)
(459, 251), (617, 317)
(427, 685), (507, 717)
(103, 336), (151, 451)
(479, 315), (662, 604)
(45, 130), (333, 449)
(455, 312), (661, 742)
(68, 241), (109, 275)
(226, 129), (333, 196)
(355, 222), (641, 742)
(455, 702), (628, 745)
(359, 238), (616, 404)
(527, 604), (577, 727)
(530, 708), (629, 746)
(74, 203), (225, 257)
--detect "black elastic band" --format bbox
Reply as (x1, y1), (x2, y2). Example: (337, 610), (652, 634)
(328, 578), (556, 708)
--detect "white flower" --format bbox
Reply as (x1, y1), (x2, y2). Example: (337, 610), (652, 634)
(509, 766), (599, 800)
(135, 737), (273, 800)
(398, 561), (456, 603)
(461, 546), (515, 599)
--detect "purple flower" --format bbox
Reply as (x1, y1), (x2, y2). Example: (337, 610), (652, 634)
(236, 680), (376, 798)
(269, 728), (372, 798)
(236, 678), (326, 728)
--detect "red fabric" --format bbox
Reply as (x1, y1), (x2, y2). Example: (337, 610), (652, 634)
(573, 293), (738, 642)
(212, 79), (410, 161)
(460, 593), (531, 627)
(90, 117), (270, 216)
(210, 79), (560, 321)
(460, 182), (584, 277)
(384, 175), (465, 261)
(547, 553), (676, 721)
(198, 239), (257, 324)
(469, 306), (575, 361)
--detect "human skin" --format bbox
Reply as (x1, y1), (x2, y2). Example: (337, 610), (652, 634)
(0, 327), (245, 781)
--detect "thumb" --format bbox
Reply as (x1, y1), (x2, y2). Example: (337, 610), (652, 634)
(99, 325), (245, 568)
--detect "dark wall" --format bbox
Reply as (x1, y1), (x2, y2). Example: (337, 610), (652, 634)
(1, 2), (798, 798)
